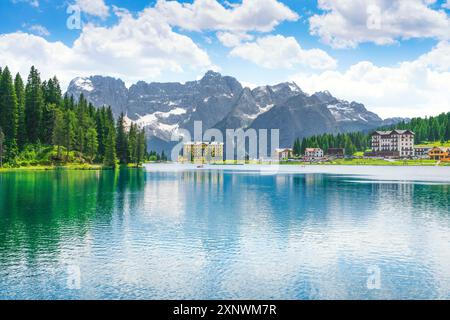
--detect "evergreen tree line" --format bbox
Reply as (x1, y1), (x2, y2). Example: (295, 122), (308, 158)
(293, 112), (450, 156)
(0, 65), (148, 167)
(379, 113), (450, 144)
(293, 132), (369, 156)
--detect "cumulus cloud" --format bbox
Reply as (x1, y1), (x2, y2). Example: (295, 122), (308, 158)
(310, 0), (450, 48)
(0, 8), (213, 89)
(154, 0), (299, 32)
(229, 35), (337, 70)
(75, 0), (109, 19)
(290, 41), (450, 118)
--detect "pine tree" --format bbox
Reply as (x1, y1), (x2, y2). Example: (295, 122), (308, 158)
(14, 73), (27, 149)
(293, 138), (301, 157)
(0, 127), (4, 167)
(64, 110), (76, 160)
(25, 66), (44, 143)
(128, 123), (138, 164)
(115, 112), (128, 164)
(86, 127), (99, 163)
(104, 127), (117, 168)
(136, 128), (146, 165)
(0, 67), (18, 160)
(43, 76), (62, 105)
(41, 103), (56, 144)
(52, 108), (65, 160)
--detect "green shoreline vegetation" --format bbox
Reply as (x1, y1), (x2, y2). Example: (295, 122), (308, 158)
(0, 65), (172, 171)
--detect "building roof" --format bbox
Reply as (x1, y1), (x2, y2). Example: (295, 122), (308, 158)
(430, 146), (450, 152)
(275, 148), (293, 153)
(305, 148), (323, 152)
(372, 129), (415, 136)
(184, 141), (224, 145)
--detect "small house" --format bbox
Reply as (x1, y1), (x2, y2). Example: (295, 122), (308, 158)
(429, 147), (450, 161)
(275, 148), (293, 161)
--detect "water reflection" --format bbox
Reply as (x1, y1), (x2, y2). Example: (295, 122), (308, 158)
(0, 169), (449, 299)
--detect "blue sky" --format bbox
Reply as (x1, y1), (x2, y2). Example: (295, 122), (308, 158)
(0, 0), (449, 118)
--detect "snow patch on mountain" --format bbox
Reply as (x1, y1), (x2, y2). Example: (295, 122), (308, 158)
(73, 77), (94, 92)
(328, 103), (365, 122)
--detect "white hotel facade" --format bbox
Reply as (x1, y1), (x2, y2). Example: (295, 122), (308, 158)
(371, 130), (415, 158)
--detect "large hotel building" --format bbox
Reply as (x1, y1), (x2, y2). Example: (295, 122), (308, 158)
(371, 130), (415, 158)
(181, 142), (224, 163)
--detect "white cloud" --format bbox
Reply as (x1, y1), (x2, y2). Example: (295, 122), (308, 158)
(216, 31), (254, 47)
(0, 8), (213, 89)
(444, 1), (450, 9)
(290, 41), (450, 118)
(154, 0), (299, 32)
(310, 0), (450, 48)
(229, 35), (337, 70)
(75, 0), (109, 19)
(26, 24), (50, 37)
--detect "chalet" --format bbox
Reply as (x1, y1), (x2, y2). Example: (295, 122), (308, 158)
(428, 147), (450, 161)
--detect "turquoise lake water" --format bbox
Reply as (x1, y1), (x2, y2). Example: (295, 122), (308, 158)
(0, 166), (449, 299)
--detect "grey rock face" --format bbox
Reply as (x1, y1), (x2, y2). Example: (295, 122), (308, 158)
(67, 76), (128, 115)
(250, 94), (340, 148)
(215, 82), (302, 132)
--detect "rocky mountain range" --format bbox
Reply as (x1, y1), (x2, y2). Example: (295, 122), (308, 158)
(67, 71), (406, 155)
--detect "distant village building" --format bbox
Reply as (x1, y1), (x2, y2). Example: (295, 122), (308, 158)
(181, 142), (224, 163)
(304, 148), (324, 160)
(274, 148), (293, 161)
(428, 147), (450, 161)
(370, 130), (415, 158)
(414, 146), (433, 158)
(327, 148), (345, 159)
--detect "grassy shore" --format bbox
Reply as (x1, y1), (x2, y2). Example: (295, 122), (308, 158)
(297, 158), (449, 166)
(415, 140), (450, 148)
(0, 163), (104, 172)
(209, 159), (449, 166)
(0, 163), (147, 172)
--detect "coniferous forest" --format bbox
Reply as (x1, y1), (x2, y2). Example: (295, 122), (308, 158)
(293, 113), (450, 156)
(0, 65), (149, 168)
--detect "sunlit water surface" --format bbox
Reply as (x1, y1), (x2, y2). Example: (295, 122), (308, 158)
(0, 165), (449, 299)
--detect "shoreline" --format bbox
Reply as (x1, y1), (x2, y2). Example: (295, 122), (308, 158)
(0, 163), (146, 173)
(145, 163), (450, 183)
(0, 160), (448, 173)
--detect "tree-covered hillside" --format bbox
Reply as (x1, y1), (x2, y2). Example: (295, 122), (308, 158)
(0, 65), (148, 168)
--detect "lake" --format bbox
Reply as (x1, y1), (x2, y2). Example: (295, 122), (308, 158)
(0, 165), (450, 299)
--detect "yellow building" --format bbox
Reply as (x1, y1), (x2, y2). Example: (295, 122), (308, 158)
(182, 142), (224, 163)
